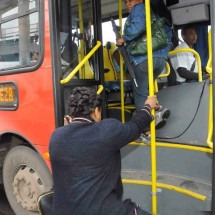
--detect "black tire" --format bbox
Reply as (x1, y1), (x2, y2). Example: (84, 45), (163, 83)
(3, 146), (53, 215)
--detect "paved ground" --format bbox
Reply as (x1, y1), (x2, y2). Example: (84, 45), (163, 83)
(0, 185), (15, 215)
(0, 184), (212, 215)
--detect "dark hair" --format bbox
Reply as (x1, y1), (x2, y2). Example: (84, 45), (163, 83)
(181, 25), (195, 37)
(67, 87), (102, 119)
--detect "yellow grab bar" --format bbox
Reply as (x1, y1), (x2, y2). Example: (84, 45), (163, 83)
(206, 30), (212, 74)
(145, 0), (157, 214)
(206, 30), (213, 148)
(158, 61), (170, 78)
(168, 48), (202, 82)
(97, 85), (104, 95)
(129, 141), (213, 153)
(78, 0), (85, 77)
(118, 0), (125, 123)
(207, 82), (213, 148)
(60, 41), (102, 84)
(122, 179), (206, 201)
(155, 62), (170, 92)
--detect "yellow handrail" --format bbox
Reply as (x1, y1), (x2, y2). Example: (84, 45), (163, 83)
(122, 179), (206, 201)
(168, 48), (202, 82)
(129, 141), (213, 153)
(60, 41), (102, 84)
(118, 0), (125, 123)
(206, 30), (213, 148)
(169, 45), (213, 148)
(78, 0), (85, 78)
(154, 62), (170, 93)
(207, 82), (213, 148)
(145, 0), (157, 214)
(158, 61), (170, 78)
(42, 141), (213, 162)
(206, 30), (212, 74)
(97, 85), (104, 95)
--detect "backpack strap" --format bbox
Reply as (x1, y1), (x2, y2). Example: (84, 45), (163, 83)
(190, 59), (196, 73)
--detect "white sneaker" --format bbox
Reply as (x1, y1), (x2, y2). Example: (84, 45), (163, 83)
(136, 134), (151, 144)
(155, 108), (170, 130)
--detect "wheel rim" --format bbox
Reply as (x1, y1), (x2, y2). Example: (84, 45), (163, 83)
(12, 165), (45, 212)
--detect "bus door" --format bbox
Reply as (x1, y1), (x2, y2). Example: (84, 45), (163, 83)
(49, 0), (105, 127)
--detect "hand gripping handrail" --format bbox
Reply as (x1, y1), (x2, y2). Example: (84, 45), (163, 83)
(60, 41), (102, 84)
(168, 48), (202, 82)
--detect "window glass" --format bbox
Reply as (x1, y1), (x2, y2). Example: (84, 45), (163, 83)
(60, 0), (95, 80)
(102, 18), (126, 45)
(0, 0), (39, 71)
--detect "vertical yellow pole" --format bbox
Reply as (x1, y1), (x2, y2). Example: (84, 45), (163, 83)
(206, 30), (213, 148)
(206, 30), (212, 73)
(78, 0), (85, 78)
(145, 0), (157, 214)
(118, 0), (125, 123)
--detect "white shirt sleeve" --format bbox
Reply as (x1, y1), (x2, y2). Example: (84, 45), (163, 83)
(170, 42), (197, 82)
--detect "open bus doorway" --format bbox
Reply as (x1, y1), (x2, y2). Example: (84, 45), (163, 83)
(0, 0), (214, 214)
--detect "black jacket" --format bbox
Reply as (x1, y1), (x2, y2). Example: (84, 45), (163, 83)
(49, 106), (152, 215)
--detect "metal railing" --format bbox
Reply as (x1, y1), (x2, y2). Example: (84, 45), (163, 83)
(168, 48), (203, 82)
(60, 41), (101, 84)
(206, 30), (213, 149)
(154, 62), (170, 93)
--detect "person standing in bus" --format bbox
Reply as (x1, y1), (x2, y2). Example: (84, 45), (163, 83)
(49, 86), (158, 215)
(117, 0), (172, 139)
(169, 26), (199, 84)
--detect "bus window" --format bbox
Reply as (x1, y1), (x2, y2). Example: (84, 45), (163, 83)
(102, 18), (126, 45)
(60, 0), (96, 80)
(0, 0), (40, 71)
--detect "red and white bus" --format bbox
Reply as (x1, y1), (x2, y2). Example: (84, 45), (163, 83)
(0, 0), (214, 214)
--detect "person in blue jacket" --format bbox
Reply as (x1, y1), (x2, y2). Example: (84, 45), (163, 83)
(117, 0), (172, 138)
(49, 86), (158, 215)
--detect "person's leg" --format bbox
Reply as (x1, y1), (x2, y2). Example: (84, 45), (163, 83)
(132, 57), (166, 111)
(153, 57), (166, 79)
(131, 61), (149, 111)
(132, 58), (170, 136)
(131, 61), (151, 142)
(153, 57), (171, 129)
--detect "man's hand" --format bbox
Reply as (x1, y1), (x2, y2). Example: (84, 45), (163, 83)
(64, 115), (72, 125)
(145, 95), (159, 109)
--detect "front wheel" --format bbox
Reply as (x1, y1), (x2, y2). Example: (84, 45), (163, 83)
(3, 145), (53, 215)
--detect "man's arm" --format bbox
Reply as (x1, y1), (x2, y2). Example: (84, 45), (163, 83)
(177, 67), (198, 80)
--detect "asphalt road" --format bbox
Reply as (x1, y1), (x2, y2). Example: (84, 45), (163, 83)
(0, 185), (15, 215)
